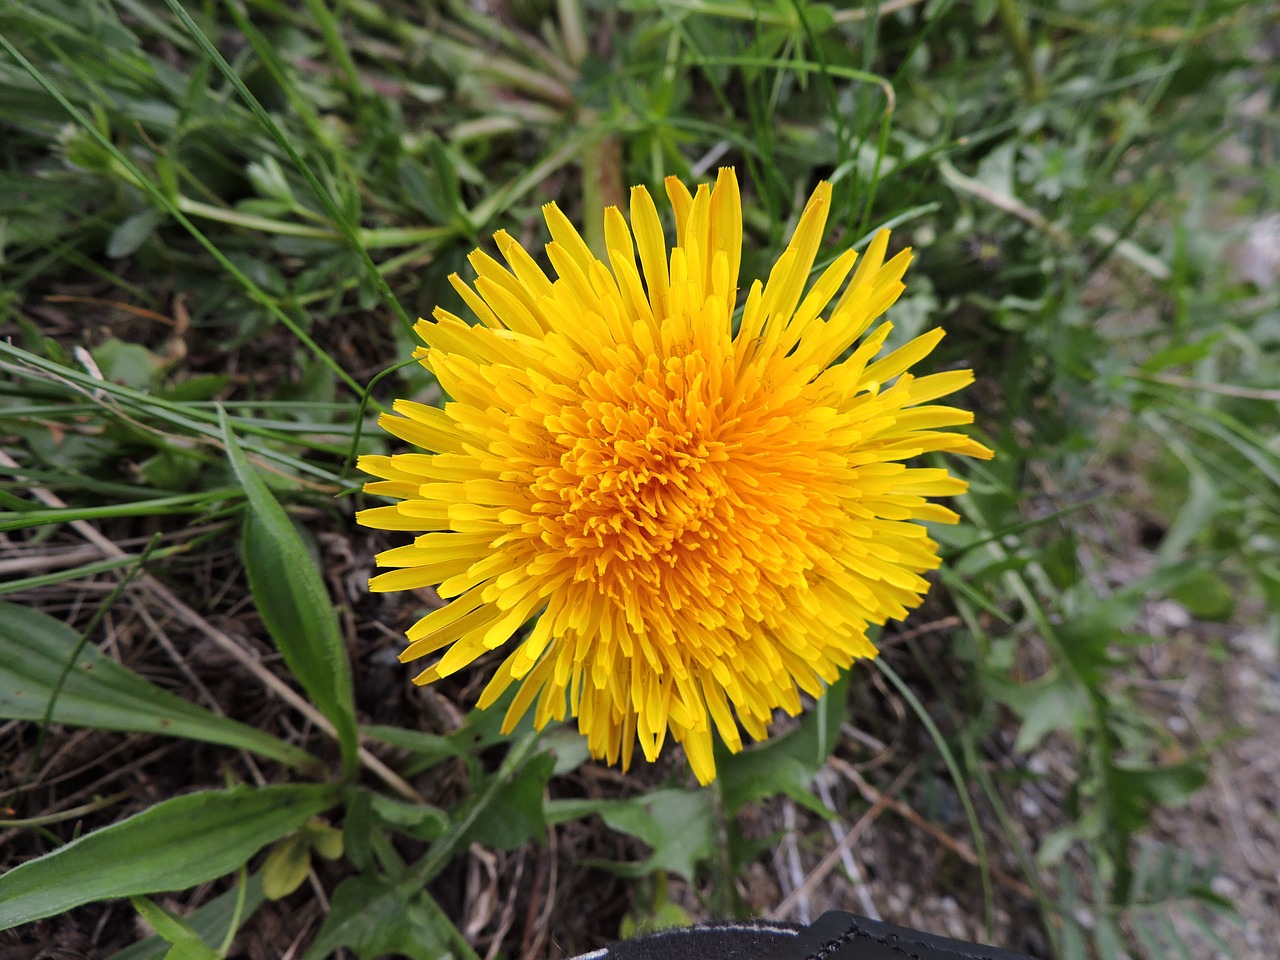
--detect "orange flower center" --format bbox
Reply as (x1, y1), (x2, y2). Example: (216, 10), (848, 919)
(532, 347), (737, 594)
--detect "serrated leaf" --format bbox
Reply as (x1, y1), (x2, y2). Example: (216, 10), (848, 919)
(220, 409), (357, 774)
(0, 784), (336, 929)
(463, 750), (554, 850)
(301, 875), (454, 960)
(608, 789), (715, 882)
(545, 788), (715, 882)
(1109, 759), (1207, 833)
(991, 669), (1092, 752)
(0, 602), (317, 773)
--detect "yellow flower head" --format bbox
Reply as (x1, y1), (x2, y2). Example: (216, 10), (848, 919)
(358, 169), (992, 784)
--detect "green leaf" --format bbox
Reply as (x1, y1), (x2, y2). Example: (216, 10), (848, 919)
(1138, 336), (1218, 373)
(220, 409), (357, 774)
(360, 723), (463, 774)
(246, 155), (295, 203)
(546, 788), (715, 882)
(605, 789), (715, 882)
(463, 750), (554, 850)
(1169, 569), (1236, 622)
(1109, 759), (1207, 833)
(0, 602), (317, 773)
(91, 338), (164, 390)
(988, 669), (1092, 752)
(717, 673), (849, 816)
(368, 794), (448, 842)
(342, 790), (376, 871)
(128, 898), (222, 960)
(310, 821), (345, 860)
(130, 897), (208, 949)
(0, 784), (336, 929)
(107, 207), (165, 258)
(301, 875), (457, 960)
(261, 833), (312, 900)
(1092, 914), (1127, 960)
(109, 876), (266, 960)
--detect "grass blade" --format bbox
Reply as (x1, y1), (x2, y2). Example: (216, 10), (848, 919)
(0, 601), (319, 774)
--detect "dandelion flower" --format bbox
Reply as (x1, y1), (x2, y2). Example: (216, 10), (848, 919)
(358, 169), (992, 784)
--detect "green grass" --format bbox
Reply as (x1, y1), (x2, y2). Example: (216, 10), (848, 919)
(1, 0), (1276, 957)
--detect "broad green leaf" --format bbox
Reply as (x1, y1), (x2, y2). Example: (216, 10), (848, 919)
(1109, 759), (1207, 832)
(463, 750), (554, 850)
(261, 834), (312, 900)
(0, 784), (336, 929)
(91, 338), (163, 389)
(546, 788), (715, 883)
(221, 409), (357, 774)
(1169, 569), (1236, 622)
(108, 876), (266, 960)
(0, 602), (317, 773)
(988, 669), (1092, 752)
(301, 875), (456, 960)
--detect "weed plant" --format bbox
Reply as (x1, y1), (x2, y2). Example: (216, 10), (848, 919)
(1, 0), (1277, 958)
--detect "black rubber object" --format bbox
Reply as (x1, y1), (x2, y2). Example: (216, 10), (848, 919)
(569, 912), (1039, 960)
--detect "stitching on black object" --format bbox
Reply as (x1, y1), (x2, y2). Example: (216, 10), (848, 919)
(811, 919), (923, 960)
(811, 917), (1003, 960)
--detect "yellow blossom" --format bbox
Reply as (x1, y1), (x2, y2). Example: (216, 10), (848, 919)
(358, 169), (992, 784)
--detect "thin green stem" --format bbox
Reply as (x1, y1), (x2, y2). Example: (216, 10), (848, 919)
(219, 866), (251, 957)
